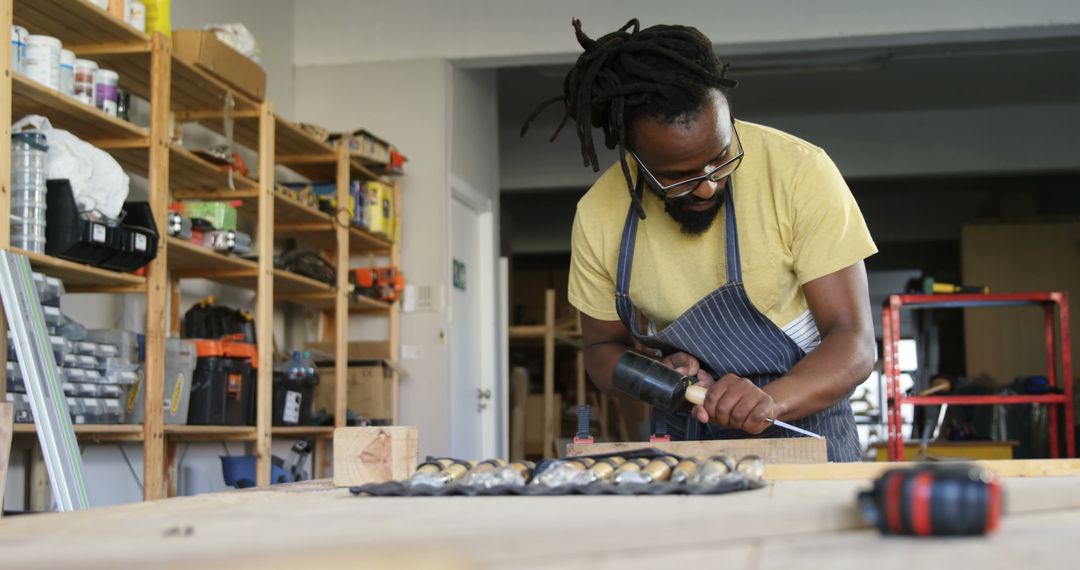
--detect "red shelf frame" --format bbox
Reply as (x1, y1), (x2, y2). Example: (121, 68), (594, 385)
(883, 292), (1074, 461)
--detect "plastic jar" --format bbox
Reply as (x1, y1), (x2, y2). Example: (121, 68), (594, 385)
(59, 49), (76, 97)
(95, 69), (119, 116)
(74, 59), (98, 105)
(11, 26), (27, 72)
(22, 35), (62, 90)
(10, 132), (49, 253)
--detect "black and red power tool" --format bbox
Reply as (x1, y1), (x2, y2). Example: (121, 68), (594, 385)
(859, 464), (1003, 536)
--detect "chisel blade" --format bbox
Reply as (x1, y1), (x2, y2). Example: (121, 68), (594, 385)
(768, 418), (824, 439)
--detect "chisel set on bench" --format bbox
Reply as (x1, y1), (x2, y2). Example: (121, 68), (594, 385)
(349, 450), (766, 497)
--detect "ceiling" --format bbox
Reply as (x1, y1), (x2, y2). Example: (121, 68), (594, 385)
(499, 35), (1080, 127)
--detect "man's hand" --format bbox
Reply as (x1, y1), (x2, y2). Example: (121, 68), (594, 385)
(692, 374), (780, 434)
(662, 351), (715, 384)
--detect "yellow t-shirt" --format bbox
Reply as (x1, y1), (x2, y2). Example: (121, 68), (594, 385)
(568, 120), (877, 336)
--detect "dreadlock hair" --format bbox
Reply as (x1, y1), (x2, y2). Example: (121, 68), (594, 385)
(520, 18), (738, 219)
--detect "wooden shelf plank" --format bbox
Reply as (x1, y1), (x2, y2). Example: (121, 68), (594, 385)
(13, 423), (145, 442)
(167, 239), (338, 297)
(12, 75), (149, 145)
(164, 425), (257, 441)
(111, 144), (259, 193)
(166, 237), (258, 284)
(3, 247), (147, 290)
(91, 52), (259, 114)
(273, 269), (334, 296)
(271, 426), (335, 437)
(14, 0), (149, 47)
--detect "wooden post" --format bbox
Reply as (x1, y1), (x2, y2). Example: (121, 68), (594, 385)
(142, 32), (172, 500)
(164, 440), (177, 497)
(254, 102), (276, 486)
(542, 289), (556, 458)
(313, 435), (327, 478)
(389, 181), (402, 424)
(334, 144), (349, 430)
(576, 351), (586, 408)
(28, 444), (49, 511)
(509, 367), (527, 461)
(168, 277), (181, 335)
(0, 0), (12, 400)
(0, 403), (11, 515)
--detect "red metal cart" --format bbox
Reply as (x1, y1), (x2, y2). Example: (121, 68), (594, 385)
(882, 292), (1074, 461)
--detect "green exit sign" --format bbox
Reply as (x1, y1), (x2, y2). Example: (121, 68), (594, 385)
(453, 259), (466, 291)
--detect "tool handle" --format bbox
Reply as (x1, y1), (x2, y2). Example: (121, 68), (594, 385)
(685, 385), (707, 405)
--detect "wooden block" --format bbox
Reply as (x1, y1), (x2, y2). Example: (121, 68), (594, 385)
(765, 459), (1080, 480)
(333, 426), (418, 487)
(0, 403), (11, 516)
(565, 437), (827, 464)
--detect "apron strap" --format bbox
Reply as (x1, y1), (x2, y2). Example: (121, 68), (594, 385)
(614, 201), (639, 327)
(615, 180), (740, 325)
(723, 180), (742, 283)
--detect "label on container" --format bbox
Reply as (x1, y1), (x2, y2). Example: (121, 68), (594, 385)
(92, 224), (107, 243)
(135, 233), (147, 251)
(283, 391), (301, 424)
(96, 82), (118, 116)
(169, 373), (184, 416)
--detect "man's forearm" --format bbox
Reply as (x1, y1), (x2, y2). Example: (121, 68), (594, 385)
(584, 342), (634, 393)
(762, 327), (875, 422)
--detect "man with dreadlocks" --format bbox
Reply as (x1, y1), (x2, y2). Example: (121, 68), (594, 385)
(523, 19), (877, 461)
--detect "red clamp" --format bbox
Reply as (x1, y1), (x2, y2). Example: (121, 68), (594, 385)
(649, 434), (671, 443)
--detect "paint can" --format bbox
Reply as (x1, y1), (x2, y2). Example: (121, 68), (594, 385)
(11, 25), (27, 72)
(74, 59), (99, 105)
(22, 35), (62, 90)
(95, 69), (120, 116)
(59, 49), (76, 97)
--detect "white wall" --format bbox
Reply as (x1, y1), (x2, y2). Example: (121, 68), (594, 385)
(502, 102), (1080, 190)
(172, 0), (297, 117)
(295, 59), (454, 457)
(294, 0), (1080, 66)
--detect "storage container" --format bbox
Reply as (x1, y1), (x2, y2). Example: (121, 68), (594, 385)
(187, 336), (257, 426)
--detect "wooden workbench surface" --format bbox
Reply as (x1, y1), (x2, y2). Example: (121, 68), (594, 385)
(1, 475), (1078, 569)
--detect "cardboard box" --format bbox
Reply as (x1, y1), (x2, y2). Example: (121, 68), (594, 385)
(329, 129), (392, 165)
(315, 362), (393, 421)
(172, 29), (267, 101)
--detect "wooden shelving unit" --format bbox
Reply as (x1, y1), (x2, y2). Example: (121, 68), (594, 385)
(1, 0), (402, 501)
(509, 290), (628, 458)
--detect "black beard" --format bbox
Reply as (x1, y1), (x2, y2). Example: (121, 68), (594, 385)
(664, 193), (724, 235)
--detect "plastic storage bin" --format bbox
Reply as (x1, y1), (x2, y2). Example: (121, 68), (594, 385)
(127, 338), (196, 425)
(45, 180), (159, 271)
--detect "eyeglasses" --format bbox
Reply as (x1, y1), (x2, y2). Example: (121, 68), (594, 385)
(631, 123), (744, 199)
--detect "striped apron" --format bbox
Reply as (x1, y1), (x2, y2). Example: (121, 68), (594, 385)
(614, 182), (862, 462)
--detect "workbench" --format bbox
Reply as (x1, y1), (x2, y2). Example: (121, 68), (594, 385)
(1, 462), (1079, 569)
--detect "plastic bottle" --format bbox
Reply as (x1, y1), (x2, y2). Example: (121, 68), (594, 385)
(10, 132), (48, 252)
(301, 351), (319, 385)
(283, 351), (306, 382)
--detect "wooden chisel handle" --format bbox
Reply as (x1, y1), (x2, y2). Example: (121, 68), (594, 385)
(685, 385), (707, 405)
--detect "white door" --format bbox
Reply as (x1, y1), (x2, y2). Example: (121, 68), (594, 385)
(449, 189), (497, 458)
